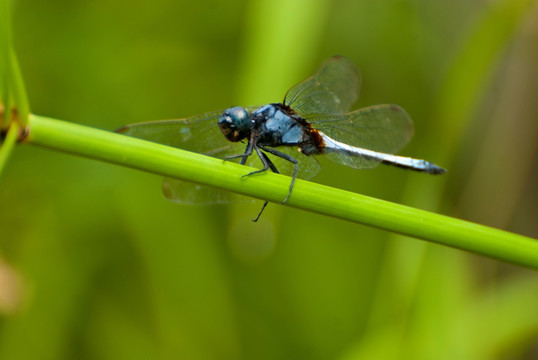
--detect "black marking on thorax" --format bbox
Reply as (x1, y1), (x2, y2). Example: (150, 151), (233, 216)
(276, 103), (326, 153)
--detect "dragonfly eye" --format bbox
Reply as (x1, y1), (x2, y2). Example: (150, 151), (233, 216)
(218, 106), (250, 142)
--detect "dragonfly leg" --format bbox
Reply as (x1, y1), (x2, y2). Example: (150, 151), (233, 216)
(225, 153), (250, 162)
(242, 146), (279, 177)
(248, 148), (278, 222)
(224, 140), (254, 165)
(252, 200), (269, 222)
(223, 140), (275, 222)
(247, 147), (286, 222)
(259, 146), (298, 204)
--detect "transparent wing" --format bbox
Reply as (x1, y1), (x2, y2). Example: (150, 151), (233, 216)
(261, 146), (321, 181)
(117, 110), (253, 204)
(161, 147), (320, 205)
(117, 110), (241, 156)
(307, 104), (414, 169)
(284, 55), (360, 116)
(117, 108), (320, 203)
(162, 178), (255, 204)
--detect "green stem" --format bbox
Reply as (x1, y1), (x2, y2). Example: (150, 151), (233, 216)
(0, 120), (19, 175)
(26, 114), (538, 269)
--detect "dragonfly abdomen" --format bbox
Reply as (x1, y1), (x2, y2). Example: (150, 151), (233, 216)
(319, 132), (446, 174)
(379, 155), (446, 174)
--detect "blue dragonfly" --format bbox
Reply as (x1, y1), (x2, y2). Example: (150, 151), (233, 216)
(117, 56), (446, 221)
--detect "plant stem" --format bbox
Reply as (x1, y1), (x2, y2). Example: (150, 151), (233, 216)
(26, 114), (538, 269)
(0, 120), (19, 175)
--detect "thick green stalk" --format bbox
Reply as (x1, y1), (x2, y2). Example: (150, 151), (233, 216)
(26, 114), (538, 269)
(0, 120), (18, 174)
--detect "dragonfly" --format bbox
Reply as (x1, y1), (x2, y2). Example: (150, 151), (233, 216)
(117, 55), (446, 221)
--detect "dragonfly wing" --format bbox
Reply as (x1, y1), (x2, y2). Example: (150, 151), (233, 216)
(117, 110), (236, 155)
(261, 145), (321, 180)
(161, 145), (320, 205)
(284, 55), (360, 116)
(162, 178), (254, 204)
(117, 108), (267, 203)
(307, 104), (414, 169)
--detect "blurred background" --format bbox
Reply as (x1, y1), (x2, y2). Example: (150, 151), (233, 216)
(1, 0), (538, 359)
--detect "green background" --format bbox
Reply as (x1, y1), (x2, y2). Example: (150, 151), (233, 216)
(1, 0), (538, 359)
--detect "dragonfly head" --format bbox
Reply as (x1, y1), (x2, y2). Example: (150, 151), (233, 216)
(218, 106), (250, 142)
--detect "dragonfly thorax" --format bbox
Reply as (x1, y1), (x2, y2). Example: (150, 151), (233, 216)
(218, 106), (251, 142)
(251, 104), (313, 149)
